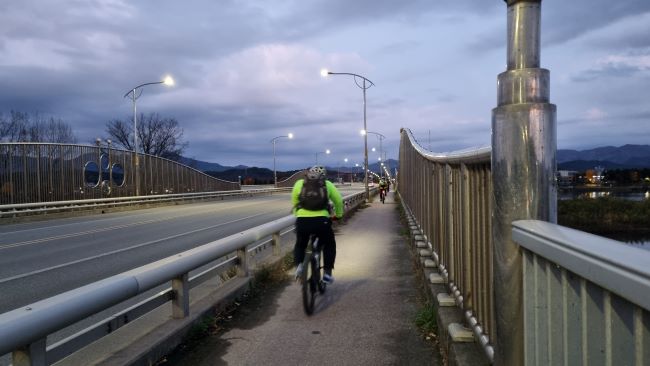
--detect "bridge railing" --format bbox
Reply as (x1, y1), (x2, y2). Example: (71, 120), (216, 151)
(0, 191), (368, 366)
(399, 127), (650, 364)
(398, 127), (495, 359)
(0, 143), (239, 205)
(513, 220), (650, 366)
(0, 187), (290, 218)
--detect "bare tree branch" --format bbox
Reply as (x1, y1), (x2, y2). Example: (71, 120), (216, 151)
(105, 113), (187, 160)
(0, 111), (77, 143)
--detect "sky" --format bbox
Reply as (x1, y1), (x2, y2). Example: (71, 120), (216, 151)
(1, 0), (649, 170)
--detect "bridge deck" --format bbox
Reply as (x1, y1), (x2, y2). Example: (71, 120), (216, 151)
(170, 192), (440, 365)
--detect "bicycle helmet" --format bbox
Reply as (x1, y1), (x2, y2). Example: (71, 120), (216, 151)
(308, 165), (326, 178)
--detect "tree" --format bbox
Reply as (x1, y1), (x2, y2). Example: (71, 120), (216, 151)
(0, 110), (77, 143)
(105, 113), (188, 160)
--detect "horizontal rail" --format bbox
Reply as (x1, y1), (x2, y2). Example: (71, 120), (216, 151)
(512, 220), (650, 312)
(0, 190), (369, 364)
(512, 220), (650, 365)
(0, 188), (291, 218)
(402, 128), (491, 164)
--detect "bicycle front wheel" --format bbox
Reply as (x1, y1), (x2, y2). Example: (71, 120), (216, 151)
(301, 256), (316, 315)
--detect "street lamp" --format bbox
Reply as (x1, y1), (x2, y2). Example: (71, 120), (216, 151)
(321, 68), (374, 200)
(362, 130), (386, 176)
(270, 133), (293, 186)
(315, 149), (330, 165)
(124, 75), (174, 196)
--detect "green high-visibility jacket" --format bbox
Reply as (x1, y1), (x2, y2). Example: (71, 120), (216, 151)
(291, 179), (344, 218)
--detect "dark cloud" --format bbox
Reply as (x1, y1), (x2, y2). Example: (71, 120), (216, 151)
(1, 0), (648, 168)
(543, 0), (650, 46)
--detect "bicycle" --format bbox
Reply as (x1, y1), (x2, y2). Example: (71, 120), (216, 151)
(301, 234), (327, 315)
(379, 187), (386, 203)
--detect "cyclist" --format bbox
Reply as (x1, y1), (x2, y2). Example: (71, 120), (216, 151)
(378, 178), (388, 202)
(292, 165), (344, 284)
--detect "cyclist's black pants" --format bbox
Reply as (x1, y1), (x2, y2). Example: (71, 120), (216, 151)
(294, 217), (336, 270)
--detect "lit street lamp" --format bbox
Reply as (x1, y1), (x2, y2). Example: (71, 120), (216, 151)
(315, 149), (330, 165)
(362, 130), (386, 177)
(124, 75), (174, 196)
(321, 68), (374, 200)
(270, 133), (293, 186)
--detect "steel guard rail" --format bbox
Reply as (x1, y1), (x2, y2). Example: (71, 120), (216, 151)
(0, 188), (291, 218)
(512, 220), (650, 366)
(0, 190), (369, 364)
(398, 128), (495, 361)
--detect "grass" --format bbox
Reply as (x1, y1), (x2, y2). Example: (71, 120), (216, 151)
(414, 303), (438, 335)
(558, 197), (650, 238)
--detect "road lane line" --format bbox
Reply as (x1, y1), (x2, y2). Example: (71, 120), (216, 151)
(0, 200), (283, 250)
(0, 211), (277, 284)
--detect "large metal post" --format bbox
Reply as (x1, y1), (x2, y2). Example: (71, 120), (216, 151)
(363, 79), (369, 200)
(131, 90), (140, 197)
(491, 1), (556, 365)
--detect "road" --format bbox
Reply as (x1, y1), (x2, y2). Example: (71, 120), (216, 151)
(0, 185), (363, 364)
(0, 185), (361, 314)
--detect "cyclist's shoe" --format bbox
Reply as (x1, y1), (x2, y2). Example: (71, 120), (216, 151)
(294, 263), (304, 280)
(323, 270), (335, 284)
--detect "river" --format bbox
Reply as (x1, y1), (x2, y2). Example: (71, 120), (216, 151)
(558, 189), (650, 201)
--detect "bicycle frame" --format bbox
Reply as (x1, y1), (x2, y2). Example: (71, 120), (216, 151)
(302, 235), (326, 315)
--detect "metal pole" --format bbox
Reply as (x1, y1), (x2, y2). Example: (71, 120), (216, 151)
(491, 1), (556, 364)
(273, 139), (277, 186)
(363, 79), (369, 200)
(132, 90), (139, 196)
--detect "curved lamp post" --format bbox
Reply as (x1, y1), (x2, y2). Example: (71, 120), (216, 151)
(270, 133), (293, 186)
(321, 69), (374, 200)
(124, 75), (174, 196)
(315, 149), (330, 165)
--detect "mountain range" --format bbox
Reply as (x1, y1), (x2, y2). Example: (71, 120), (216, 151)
(179, 145), (649, 177)
(557, 144), (650, 170)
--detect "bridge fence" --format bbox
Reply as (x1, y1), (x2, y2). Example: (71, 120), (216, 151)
(0, 142), (239, 205)
(398, 127), (650, 365)
(513, 220), (650, 366)
(398, 128), (495, 361)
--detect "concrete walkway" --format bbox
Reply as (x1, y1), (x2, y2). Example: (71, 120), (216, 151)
(172, 192), (441, 365)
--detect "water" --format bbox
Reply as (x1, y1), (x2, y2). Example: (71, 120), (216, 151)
(559, 189), (650, 201)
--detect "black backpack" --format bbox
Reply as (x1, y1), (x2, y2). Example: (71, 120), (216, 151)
(297, 172), (328, 211)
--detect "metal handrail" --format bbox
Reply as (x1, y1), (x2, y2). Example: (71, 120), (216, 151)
(512, 220), (650, 364)
(0, 190), (370, 364)
(402, 128), (491, 164)
(0, 188), (290, 217)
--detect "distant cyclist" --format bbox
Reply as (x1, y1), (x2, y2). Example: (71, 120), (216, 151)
(378, 178), (388, 203)
(292, 165), (344, 284)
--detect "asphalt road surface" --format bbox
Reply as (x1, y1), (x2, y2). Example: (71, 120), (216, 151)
(0, 185), (361, 314)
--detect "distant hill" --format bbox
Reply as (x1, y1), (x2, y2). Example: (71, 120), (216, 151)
(558, 144), (650, 170)
(178, 157), (236, 172)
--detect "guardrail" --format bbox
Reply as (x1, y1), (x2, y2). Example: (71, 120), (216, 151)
(512, 220), (650, 366)
(0, 142), (239, 205)
(0, 190), (370, 365)
(0, 188), (291, 218)
(398, 128), (494, 361)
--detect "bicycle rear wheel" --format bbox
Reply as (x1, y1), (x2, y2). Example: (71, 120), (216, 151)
(301, 256), (316, 315)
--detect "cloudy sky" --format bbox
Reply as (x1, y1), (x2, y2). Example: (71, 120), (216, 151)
(1, 0), (649, 170)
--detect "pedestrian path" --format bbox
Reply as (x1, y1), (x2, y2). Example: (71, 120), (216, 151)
(174, 192), (441, 365)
